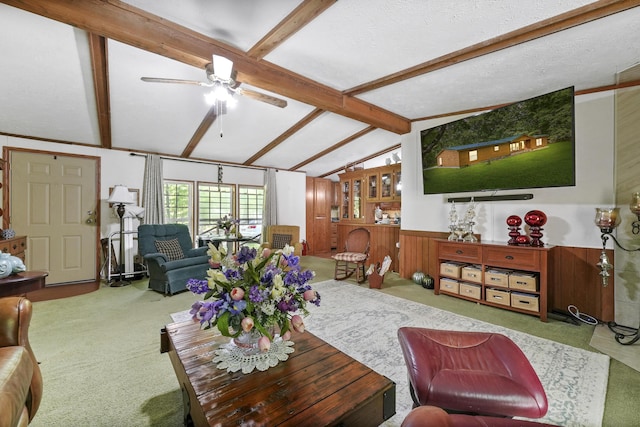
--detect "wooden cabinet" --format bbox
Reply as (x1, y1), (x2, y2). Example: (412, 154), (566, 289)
(331, 222), (338, 249)
(435, 240), (553, 321)
(305, 177), (332, 256)
(366, 173), (379, 200)
(339, 172), (365, 222)
(0, 235), (27, 263)
(393, 169), (402, 198)
(364, 165), (401, 202)
(331, 181), (340, 207)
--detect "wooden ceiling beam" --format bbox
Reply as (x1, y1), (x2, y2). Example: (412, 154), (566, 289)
(3, 0), (409, 134)
(289, 126), (376, 171)
(243, 109), (324, 166)
(347, 0), (640, 96)
(247, 0), (337, 60)
(181, 106), (220, 158)
(318, 143), (402, 178)
(88, 33), (111, 149)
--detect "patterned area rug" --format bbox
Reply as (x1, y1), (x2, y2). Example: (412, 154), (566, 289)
(172, 280), (609, 427)
(305, 280), (609, 427)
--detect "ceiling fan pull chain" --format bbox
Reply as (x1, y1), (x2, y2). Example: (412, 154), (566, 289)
(218, 99), (224, 137)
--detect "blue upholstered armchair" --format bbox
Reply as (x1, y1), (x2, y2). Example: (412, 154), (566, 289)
(138, 224), (210, 295)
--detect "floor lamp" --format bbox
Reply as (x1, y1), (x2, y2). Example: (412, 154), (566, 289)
(108, 185), (134, 287)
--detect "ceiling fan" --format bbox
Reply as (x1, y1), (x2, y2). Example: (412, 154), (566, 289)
(140, 55), (287, 109)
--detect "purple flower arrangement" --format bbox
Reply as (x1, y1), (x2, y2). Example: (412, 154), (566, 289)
(187, 244), (319, 352)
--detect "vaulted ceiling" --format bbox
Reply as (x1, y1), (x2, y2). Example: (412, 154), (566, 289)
(1, 1), (639, 180)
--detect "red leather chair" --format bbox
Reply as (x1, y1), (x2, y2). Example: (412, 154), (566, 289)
(401, 406), (560, 427)
(397, 327), (548, 419)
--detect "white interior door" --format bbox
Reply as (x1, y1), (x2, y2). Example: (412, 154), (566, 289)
(10, 150), (99, 284)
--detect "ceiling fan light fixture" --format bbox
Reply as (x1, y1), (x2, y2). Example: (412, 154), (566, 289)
(213, 55), (233, 81)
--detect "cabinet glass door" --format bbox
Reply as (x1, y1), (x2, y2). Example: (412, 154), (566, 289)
(352, 178), (363, 219)
(380, 172), (392, 199)
(393, 170), (402, 197)
(367, 174), (378, 200)
(341, 180), (349, 219)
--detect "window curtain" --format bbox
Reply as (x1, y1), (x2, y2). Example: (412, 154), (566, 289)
(142, 154), (165, 224)
(262, 168), (278, 239)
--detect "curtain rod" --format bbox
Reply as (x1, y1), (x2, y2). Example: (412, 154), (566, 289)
(129, 152), (267, 171)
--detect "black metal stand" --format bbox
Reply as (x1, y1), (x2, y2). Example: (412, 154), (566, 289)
(598, 231), (640, 345)
(110, 203), (130, 287)
(607, 321), (640, 345)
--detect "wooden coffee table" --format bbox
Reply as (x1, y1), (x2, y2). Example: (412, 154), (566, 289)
(162, 321), (396, 426)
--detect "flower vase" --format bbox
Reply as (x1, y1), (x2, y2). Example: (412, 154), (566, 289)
(233, 329), (262, 355)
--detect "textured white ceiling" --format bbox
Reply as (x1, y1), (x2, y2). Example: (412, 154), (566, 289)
(1, 1), (639, 179)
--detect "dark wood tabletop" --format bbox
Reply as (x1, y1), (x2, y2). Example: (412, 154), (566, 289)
(163, 320), (396, 427)
(0, 270), (48, 298)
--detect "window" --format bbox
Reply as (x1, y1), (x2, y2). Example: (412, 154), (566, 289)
(494, 145), (500, 151)
(238, 186), (264, 237)
(197, 183), (235, 235)
(468, 150), (478, 162)
(536, 138), (543, 147)
(163, 181), (193, 230)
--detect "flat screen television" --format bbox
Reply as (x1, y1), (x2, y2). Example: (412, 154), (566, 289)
(420, 86), (575, 195)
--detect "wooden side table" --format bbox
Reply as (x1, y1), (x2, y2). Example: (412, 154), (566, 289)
(0, 271), (47, 298)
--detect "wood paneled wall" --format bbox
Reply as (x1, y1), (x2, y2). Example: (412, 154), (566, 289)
(398, 230), (450, 279)
(551, 246), (614, 322)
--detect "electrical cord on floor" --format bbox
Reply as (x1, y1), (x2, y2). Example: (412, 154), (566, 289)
(567, 305), (599, 325)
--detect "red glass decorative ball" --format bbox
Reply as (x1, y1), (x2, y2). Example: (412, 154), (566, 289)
(506, 215), (522, 227)
(524, 210), (547, 227)
(515, 235), (531, 245)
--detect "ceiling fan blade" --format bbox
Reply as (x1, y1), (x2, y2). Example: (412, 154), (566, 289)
(140, 77), (212, 87)
(238, 88), (287, 108)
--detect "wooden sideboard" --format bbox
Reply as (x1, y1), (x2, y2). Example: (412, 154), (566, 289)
(0, 235), (27, 262)
(435, 240), (553, 322)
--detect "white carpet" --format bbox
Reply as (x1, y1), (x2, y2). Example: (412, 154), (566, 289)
(172, 280), (610, 427)
(304, 280), (609, 427)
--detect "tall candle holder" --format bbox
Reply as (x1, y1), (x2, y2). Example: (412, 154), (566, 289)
(447, 202), (459, 241)
(447, 200), (478, 241)
(463, 198), (478, 242)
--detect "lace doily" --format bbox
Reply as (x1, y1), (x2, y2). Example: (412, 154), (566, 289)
(213, 338), (295, 374)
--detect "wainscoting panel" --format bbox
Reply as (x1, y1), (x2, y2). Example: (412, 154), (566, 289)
(544, 245), (613, 321)
(398, 230), (450, 279)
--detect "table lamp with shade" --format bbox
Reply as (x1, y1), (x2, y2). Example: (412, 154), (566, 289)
(108, 185), (134, 287)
